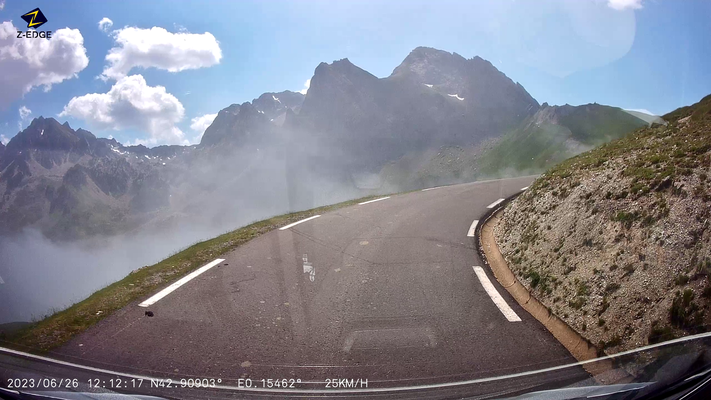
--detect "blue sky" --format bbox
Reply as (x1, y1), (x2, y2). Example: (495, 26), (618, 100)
(1, 0), (710, 146)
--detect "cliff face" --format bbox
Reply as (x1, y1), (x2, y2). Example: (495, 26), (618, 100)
(494, 94), (711, 354)
(293, 48), (540, 171)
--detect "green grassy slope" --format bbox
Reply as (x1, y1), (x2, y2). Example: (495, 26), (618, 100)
(477, 104), (648, 176)
(535, 94), (711, 190)
(496, 93), (711, 353)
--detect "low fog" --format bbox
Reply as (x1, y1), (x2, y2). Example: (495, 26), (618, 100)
(0, 101), (539, 324)
(0, 128), (391, 324)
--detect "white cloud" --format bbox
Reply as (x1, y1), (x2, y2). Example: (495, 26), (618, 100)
(189, 113), (217, 142)
(101, 26), (222, 80)
(0, 21), (89, 110)
(1, 134), (9, 145)
(60, 75), (188, 146)
(18, 105), (32, 130)
(607, 0), (644, 11)
(173, 23), (189, 33)
(0, 1), (5, 11)
(98, 18), (114, 33)
(19, 106), (32, 120)
(298, 78), (311, 95)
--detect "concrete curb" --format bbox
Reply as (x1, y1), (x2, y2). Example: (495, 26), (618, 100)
(475, 194), (626, 382)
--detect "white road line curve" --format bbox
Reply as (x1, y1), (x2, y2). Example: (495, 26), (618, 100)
(139, 258), (225, 307)
(486, 198), (505, 209)
(473, 266), (521, 322)
(359, 196), (390, 205)
(466, 220), (479, 237)
(279, 215), (321, 230)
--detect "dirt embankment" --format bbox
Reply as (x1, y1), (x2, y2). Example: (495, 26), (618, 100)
(493, 95), (711, 355)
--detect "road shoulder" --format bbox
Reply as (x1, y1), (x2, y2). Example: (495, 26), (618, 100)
(479, 210), (623, 382)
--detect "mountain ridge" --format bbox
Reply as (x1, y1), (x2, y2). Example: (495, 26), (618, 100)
(475, 102), (649, 176)
(0, 46), (649, 241)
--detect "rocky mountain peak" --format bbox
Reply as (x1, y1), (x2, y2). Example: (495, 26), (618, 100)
(405, 46), (466, 63)
(235, 101), (260, 117)
(252, 90), (304, 120)
(311, 58), (378, 87)
(75, 128), (96, 140)
(123, 144), (150, 155)
(315, 58), (357, 74)
(6, 117), (93, 154)
(390, 47), (467, 84)
(199, 101), (271, 147)
(0, 45), (660, 243)
(301, 58), (380, 120)
(389, 47), (538, 116)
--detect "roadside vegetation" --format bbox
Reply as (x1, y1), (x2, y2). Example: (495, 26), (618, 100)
(1, 195), (382, 353)
(477, 104), (647, 177)
(378, 104), (647, 189)
(495, 94), (711, 354)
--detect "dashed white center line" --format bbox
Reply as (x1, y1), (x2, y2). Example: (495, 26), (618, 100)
(473, 266), (521, 322)
(359, 196), (390, 205)
(138, 258), (225, 307)
(486, 198), (505, 209)
(466, 220), (479, 237)
(279, 215), (321, 230)
(520, 186), (529, 191)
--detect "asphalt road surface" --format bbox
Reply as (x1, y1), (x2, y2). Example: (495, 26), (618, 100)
(34, 176), (589, 396)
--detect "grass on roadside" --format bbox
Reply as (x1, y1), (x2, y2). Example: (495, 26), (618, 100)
(2, 194), (384, 353)
(528, 94), (711, 200)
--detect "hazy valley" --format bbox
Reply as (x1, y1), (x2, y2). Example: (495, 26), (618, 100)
(0, 47), (651, 323)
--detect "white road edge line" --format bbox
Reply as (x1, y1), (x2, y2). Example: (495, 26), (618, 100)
(521, 186), (529, 191)
(279, 215), (321, 230)
(466, 220), (479, 237)
(473, 266), (521, 322)
(421, 187), (439, 191)
(486, 198), (505, 209)
(359, 196), (390, 205)
(138, 258), (225, 307)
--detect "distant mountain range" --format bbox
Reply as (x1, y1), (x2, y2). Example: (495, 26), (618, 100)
(0, 47), (649, 240)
